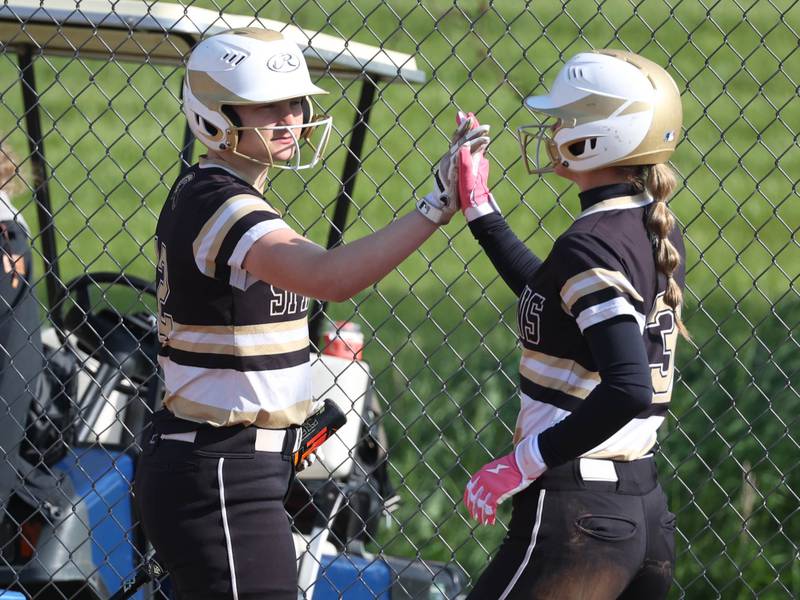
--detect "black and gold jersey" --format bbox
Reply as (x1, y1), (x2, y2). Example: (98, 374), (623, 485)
(513, 189), (685, 461)
(155, 160), (312, 428)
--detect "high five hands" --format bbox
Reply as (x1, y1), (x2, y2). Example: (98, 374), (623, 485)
(416, 111), (492, 225)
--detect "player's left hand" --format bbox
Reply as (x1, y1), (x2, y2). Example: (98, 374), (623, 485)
(457, 118), (501, 222)
(464, 452), (533, 525)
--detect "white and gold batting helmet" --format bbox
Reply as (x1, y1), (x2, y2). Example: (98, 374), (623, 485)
(182, 28), (332, 170)
(517, 50), (682, 174)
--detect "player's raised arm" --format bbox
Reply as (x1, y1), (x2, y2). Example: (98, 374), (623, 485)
(452, 112), (544, 296)
(241, 114), (489, 301)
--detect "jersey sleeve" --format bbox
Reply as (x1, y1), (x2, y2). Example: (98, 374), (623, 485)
(468, 212), (543, 296)
(192, 192), (291, 290)
(554, 232), (646, 333)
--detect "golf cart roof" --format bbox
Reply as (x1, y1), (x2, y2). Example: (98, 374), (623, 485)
(0, 0), (426, 83)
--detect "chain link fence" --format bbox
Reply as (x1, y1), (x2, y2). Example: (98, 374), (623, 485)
(0, 0), (797, 598)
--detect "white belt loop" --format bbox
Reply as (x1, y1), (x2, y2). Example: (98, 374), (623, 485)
(292, 428), (302, 454)
(254, 428), (287, 453)
(579, 458), (619, 483)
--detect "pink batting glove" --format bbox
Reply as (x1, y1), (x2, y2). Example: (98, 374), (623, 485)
(457, 132), (500, 222)
(464, 452), (532, 525)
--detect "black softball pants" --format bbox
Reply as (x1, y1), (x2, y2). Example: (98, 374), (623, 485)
(134, 423), (298, 600)
(467, 456), (676, 600)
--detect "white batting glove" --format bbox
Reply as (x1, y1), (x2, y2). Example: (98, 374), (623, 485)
(417, 111), (491, 226)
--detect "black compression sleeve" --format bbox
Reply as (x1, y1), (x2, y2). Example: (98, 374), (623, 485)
(536, 316), (653, 468)
(468, 212), (543, 296)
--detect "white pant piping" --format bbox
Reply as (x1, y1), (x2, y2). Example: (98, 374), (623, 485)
(217, 457), (239, 600)
(498, 488), (546, 600)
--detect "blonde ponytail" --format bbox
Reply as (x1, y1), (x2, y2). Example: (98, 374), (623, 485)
(0, 142), (21, 197)
(642, 164), (690, 340)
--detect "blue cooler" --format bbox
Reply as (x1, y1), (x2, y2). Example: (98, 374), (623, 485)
(313, 554), (391, 599)
(311, 553), (466, 599)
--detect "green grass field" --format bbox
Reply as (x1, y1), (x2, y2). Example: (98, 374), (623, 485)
(1, 1), (797, 597)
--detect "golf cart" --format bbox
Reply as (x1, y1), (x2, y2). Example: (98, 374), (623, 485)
(0, 2), (465, 598)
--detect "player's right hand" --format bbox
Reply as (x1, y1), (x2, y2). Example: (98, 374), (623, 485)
(464, 452), (532, 525)
(295, 447), (325, 472)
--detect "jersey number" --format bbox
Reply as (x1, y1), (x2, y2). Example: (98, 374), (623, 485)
(269, 285), (309, 317)
(518, 287), (545, 345)
(645, 292), (679, 403)
(156, 240), (173, 344)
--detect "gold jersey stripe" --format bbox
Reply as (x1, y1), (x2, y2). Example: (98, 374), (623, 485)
(192, 194), (272, 275)
(167, 336), (308, 356)
(172, 317), (308, 336)
(165, 395), (313, 428)
(519, 348), (600, 399)
(560, 267), (643, 313)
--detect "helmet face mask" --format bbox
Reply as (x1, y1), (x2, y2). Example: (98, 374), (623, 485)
(228, 115), (333, 170)
(182, 28), (333, 170)
(517, 119), (561, 174)
(519, 50), (682, 175)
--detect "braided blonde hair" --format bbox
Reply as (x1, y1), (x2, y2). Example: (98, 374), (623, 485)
(627, 163), (690, 340)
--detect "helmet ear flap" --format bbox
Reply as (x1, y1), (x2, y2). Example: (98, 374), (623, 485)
(301, 97), (313, 124)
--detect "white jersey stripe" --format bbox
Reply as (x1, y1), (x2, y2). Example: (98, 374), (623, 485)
(575, 296), (646, 332)
(228, 219), (290, 290)
(158, 355), (312, 427)
(519, 354), (600, 397)
(498, 489), (546, 600)
(561, 267), (643, 311)
(169, 319), (309, 356)
(194, 195), (268, 276)
(171, 324), (308, 346)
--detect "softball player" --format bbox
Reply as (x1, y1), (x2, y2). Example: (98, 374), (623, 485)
(456, 50), (687, 599)
(133, 28), (485, 600)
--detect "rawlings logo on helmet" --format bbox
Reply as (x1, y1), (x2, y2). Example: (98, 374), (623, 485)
(267, 53), (301, 73)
